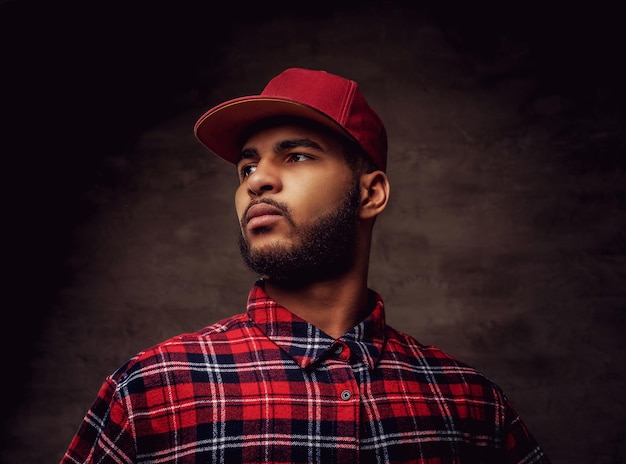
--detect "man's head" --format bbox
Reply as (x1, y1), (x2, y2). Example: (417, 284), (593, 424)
(235, 120), (375, 284)
(194, 68), (390, 284)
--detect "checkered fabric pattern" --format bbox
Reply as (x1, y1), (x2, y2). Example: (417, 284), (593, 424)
(61, 280), (549, 463)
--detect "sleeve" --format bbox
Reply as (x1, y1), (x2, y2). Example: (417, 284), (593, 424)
(501, 395), (551, 464)
(60, 376), (136, 464)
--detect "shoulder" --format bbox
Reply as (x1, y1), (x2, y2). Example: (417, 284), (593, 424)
(109, 312), (253, 384)
(382, 326), (548, 458)
(382, 326), (527, 426)
(383, 325), (506, 395)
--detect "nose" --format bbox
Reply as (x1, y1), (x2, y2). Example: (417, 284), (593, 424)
(246, 159), (282, 196)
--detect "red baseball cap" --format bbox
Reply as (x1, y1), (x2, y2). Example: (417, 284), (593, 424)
(193, 68), (388, 171)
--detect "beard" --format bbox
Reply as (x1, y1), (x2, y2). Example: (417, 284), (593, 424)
(238, 185), (361, 285)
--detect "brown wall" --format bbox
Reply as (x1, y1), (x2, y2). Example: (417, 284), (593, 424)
(2, 2), (625, 463)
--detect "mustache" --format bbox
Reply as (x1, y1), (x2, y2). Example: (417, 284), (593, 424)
(241, 198), (293, 226)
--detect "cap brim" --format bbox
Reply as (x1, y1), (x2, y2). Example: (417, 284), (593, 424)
(193, 97), (357, 165)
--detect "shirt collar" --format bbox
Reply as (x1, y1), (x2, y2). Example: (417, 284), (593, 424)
(246, 280), (386, 371)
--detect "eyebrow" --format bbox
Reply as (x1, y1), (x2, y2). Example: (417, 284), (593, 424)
(238, 138), (324, 163)
(276, 138), (324, 152)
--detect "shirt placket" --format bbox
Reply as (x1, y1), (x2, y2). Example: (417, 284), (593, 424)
(324, 340), (361, 463)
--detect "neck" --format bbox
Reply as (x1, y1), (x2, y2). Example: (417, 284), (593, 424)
(264, 271), (370, 339)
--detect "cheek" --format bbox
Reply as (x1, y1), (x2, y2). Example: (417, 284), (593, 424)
(234, 186), (248, 222)
(292, 179), (348, 219)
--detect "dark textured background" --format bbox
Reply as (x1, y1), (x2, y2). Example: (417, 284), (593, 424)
(2, 1), (625, 462)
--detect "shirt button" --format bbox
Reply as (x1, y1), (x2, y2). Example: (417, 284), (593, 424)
(340, 390), (352, 401)
(334, 344), (343, 355)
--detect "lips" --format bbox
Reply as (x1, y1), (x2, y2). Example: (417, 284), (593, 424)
(245, 203), (284, 230)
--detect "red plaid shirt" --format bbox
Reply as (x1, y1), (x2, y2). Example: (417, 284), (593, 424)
(62, 281), (549, 463)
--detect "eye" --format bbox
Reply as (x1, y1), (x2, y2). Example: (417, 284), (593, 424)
(239, 163), (257, 179)
(288, 153), (313, 163)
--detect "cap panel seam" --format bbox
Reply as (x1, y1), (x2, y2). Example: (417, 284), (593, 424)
(337, 81), (357, 125)
(269, 73), (286, 95)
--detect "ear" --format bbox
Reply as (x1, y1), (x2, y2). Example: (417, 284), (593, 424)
(358, 170), (390, 220)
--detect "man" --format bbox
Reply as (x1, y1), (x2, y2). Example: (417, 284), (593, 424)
(61, 68), (550, 463)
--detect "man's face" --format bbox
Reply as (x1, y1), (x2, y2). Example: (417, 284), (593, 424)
(235, 123), (361, 283)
